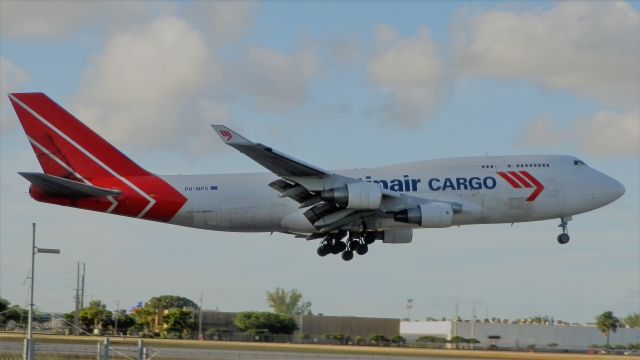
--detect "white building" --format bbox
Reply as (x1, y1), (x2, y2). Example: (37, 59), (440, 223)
(401, 321), (640, 350)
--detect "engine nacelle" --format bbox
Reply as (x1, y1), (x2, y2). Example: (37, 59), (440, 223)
(393, 202), (453, 228)
(378, 229), (413, 244)
(321, 182), (382, 209)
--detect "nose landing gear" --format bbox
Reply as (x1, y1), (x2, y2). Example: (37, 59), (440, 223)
(557, 217), (571, 244)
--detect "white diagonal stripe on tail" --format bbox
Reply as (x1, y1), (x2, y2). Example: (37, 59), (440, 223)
(27, 136), (119, 213)
(11, 94), (153, 218)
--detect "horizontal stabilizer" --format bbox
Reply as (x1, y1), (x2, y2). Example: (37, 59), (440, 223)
(19, 172), (121, 198)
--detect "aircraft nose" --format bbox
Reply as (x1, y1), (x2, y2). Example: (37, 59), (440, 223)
(611, 179), (625, 200)
(601, 176), (625, 203)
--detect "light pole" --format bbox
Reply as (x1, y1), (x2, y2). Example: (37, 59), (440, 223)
(25, 223), (60, 360)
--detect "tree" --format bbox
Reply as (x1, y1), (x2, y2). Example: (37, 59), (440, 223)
(233, 311), (298, 335)
(0, 297), (8, 313)
(624, 313), (640, 328)
(596, 311), (621, 348)
(78, 300), (112, 334)
(130, 306), (156, 333)
(131, 295), (199, 334)
(266, 288), (311, 315)
(146, 295), (198, 311)
(113, 310), (136, 335)
(2, 305), (27, 328)
(161, 308), (194, 338)
(0, 298), (9, 328)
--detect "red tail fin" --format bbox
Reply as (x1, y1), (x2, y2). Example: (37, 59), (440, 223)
(9, 93), (186, 221)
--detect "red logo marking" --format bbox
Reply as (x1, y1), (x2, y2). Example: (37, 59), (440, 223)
(497, 171), (545, 202)
(220, 130), (232, 141)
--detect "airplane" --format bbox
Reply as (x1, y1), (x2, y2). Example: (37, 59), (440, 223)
(9, 92), (626, 261)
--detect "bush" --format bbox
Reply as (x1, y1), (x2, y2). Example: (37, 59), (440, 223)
(369, 334), (388, 346)
(416, 335), (446, 344)
(206, 327), (230, 340)
(391, 336), (406, 346)
(234, 312), (298, 335)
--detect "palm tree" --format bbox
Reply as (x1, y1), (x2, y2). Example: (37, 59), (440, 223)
(596, 311), (621, 348)
(266, 288), (306, 314)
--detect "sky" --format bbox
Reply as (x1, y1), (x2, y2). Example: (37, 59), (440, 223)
(0, 1), (638, 324)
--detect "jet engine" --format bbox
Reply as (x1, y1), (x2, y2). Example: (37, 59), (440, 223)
(321, 182), (382, 209)
(393, 202), (453, 228)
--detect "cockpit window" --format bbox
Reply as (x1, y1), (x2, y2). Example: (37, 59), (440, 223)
(574, 160), (586, 166)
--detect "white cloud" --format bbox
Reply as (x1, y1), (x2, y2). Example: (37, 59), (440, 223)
(517, 112), (639, 157)
(0, 57), (30, 133)
(454, 2), (640, 110)
(367, 26), (452, 126)
(0, 1), (154, 39)
(186, 1), (257, 43)
(231, 47), (320, 113)
(574, 111), (639, 157)
(516, 115), (564, 149)
(71, 16), (218, 152)
(375, 24), (398, 44)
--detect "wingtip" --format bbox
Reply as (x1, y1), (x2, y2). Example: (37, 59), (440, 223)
(211, 125), (252, 144)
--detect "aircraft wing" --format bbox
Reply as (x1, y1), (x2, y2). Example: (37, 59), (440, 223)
(211, 125), (459, 237)
(211, 125), (329, 177)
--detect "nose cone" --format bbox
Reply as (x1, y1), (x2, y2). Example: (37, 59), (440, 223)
(611, 179), (625, 201)
(599, 175), (625, 205)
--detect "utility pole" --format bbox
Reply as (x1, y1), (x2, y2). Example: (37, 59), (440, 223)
(114, 301), (119, 336)
(80, 263), (86, 309)
(471, 302), (476, 349)
(25, 223), (60, 360)
(198, 293), (203, 340)
(74, 262), (80, 335)
(404, 299), (413, 321)
(453, 302), (458, 337)
(26, 223), (36, 360)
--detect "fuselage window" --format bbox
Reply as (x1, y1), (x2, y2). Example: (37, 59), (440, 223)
(574, 160), (586, 166)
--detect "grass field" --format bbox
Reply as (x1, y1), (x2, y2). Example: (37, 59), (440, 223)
(0, 333), (626, 360)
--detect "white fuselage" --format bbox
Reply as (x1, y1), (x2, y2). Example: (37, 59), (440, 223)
(162, 155), (624, 234)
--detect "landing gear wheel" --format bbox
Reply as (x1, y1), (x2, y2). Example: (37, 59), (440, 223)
(355, 243), (368, 255)
(341, 250), (354, 261)
(331, 241), (347, 254)
(557, 233), (570, 245)
(348, 240), (360, 251)
(317, 246), (330, 257)
(363, 232), (376, 245)
(557, 217), (571, 245)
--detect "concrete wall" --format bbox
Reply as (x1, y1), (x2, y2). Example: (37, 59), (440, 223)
(200, 311), (399, 339)
(401, 321), (451, 341)
(294, 315), (400, 339)
(400, 321), (640, 350)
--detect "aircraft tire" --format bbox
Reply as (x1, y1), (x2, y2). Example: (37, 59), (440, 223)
(348, 240), (360, 251)
(356, 243), (368, 255)
(341, 250), (354, 261)
(557, 233), (570, 245)
(363, 232), (376, 245)
(317, 246), (330, 257)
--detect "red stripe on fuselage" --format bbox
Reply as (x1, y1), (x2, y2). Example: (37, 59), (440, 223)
(497, 172), (522, 189)
(507, 171), (533, 188)
(519, 171), (545, 202)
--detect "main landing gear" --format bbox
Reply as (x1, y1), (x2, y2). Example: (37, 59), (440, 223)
(557, 217), (571, 245)
(317, 232), (376, 261)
